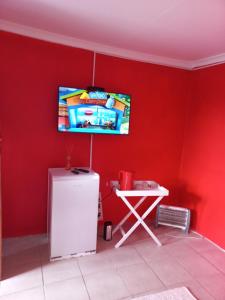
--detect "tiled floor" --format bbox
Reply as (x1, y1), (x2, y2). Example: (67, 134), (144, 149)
(1, 225), (225, 300)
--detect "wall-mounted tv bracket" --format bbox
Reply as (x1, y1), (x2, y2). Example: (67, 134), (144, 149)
(87, 86), (105, 92)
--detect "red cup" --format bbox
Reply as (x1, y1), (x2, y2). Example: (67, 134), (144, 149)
(119, 170), (133, 190)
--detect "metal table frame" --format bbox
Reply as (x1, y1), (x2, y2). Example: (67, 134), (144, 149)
(111, 181), (169, 248)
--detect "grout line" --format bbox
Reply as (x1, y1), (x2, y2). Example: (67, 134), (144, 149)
(137, 231), (219, 299)
(41, 268), (46, 300)
(164, 230), (202, 240)
(131, 244), (168, 290)
(198, 254), (225, 277)
(42, 284), (46, 300)
(113, 250), (167, 299)
(144, 259), (168, 290)
(115, 267), (134, 298)
(0, 286), (45, 299)
(183, 244), (225, 280)
(155, 251), (217, 300)
(3, 231), (224, 300)
(39, 247), (47, 300)
(192, 275), (218, 300)
(76, 258), (91, 300)
(170, 280), (215, 300)
(204, 237), (225, 253)
(191, 229), (225, 253)
(168, 244), (222, 300)
(190, 230), (203, 237)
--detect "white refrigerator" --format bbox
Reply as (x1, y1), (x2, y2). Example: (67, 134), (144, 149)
(48, 168), (99, 260)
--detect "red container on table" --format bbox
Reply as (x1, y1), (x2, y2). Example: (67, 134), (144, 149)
(119, 170), (133, 190)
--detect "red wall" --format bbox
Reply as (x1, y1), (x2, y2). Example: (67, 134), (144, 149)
(0, 31), (190, 237)
(0, 31), (94, 237)
(179, 64), (225, 249)
(93, 54), (191, 222)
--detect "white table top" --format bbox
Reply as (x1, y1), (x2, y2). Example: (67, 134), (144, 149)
(112, 180), (169, 197)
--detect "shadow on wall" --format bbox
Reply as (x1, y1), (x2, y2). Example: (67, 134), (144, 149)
(172, 182), (203, 230)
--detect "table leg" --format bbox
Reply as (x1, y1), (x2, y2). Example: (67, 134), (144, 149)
(115, 219), (140, 248)
(112, 196), (147, 235)
(115, 195), (164, 248)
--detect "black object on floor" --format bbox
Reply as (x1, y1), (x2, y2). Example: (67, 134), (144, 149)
(103, 221), (113, 241)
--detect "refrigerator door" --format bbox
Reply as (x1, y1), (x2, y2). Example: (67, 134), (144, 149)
(49, 171), (99, 259)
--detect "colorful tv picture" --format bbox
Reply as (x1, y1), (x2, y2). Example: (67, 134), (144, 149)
(58, 87), (131, 134)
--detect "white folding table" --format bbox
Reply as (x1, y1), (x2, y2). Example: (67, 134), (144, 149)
(112, 181), (169, 248)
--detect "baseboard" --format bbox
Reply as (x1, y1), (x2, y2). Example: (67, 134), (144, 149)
(191, 230), (225, 253)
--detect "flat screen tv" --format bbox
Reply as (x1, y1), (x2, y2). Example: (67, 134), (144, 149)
(58, 87), (131, 134)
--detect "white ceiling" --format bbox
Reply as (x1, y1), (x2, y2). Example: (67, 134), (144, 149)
(0, 0), (225, 69)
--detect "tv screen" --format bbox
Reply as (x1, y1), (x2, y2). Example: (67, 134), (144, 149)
(58, 87), (131, 134)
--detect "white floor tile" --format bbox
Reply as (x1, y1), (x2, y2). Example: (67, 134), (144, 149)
(78, 251), (114, 275)
(133, 240), (172, 263)
(97, 238), (117, 252)
(98, 222), (154, 250)
(125, 287), (167, 299)
(2, 231), (225, 300)
(185, 237), (218, 253)
(148, 257), (192, 285)
(175, 251), (220, 278)
(0, 287), (45, 300)
(196, 273), (225, 300)
(42, 258), (82, 285)
(162, 240), (198, 259)
(2, 258), (40, 280)
(166, 280), (214, 300)
(117, 262), (164, 295)
(44, 277), (89, 300)
(84, 269), (130, 300)
(0, 265), (42, 296)
(97, 231), (127, 251)
(107, 245), (144, 268)
(201, 248), (225, 274)
(121, 227), (150, 245)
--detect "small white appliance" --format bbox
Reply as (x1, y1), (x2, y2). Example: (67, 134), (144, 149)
(155, 204), (191, 233)
(48, 168), (99, 260)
